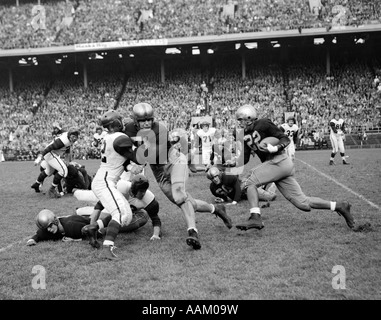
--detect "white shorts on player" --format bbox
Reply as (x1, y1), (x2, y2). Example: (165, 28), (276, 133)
(201, 147), (213, 166)
(330, 132), (345, 154)
(92, 176), (132, 227)
(40, 155), (68, 178)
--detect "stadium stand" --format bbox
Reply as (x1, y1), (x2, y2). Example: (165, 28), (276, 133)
(0, 0), (380, 160)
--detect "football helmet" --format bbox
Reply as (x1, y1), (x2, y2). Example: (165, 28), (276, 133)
(68, 127), (80, 137)
(35, 209), (58, 230)
(100, 110), (123, 132)
(236, 104), (257, 129)
(132, 103), (154, 129)
(206, 166), (222, 183)
(130, 174), (149, 196)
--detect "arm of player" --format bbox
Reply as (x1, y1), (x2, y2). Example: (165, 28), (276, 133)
(225, 175), (241, 205)
(41, 138), (65, 157)
(90, 201), (103, 224)
(145, 199), (162, 240)
(329, 121), (337, 133)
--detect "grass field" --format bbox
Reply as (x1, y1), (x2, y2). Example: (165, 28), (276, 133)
(0, 148), (380, 301)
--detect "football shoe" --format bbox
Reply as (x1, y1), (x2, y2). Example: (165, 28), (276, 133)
(236, 213), (264, 231)
(335, 201), (355, 229)
(31, 182), (41, 193)
(186, 229), (201, 250)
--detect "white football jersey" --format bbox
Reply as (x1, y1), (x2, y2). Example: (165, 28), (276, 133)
(116, 180), (155, 209)
(93, 131), (107, 145)
(330, 118), (344, 135)
(197, 127), (216, 149)
(281, 123), (299, 144)
(94, 132), (130, 182)
(46, 132), (73, 157)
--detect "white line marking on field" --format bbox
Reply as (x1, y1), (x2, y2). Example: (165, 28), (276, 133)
(297, 159), (381, 211)
(0, 237), (31, 254)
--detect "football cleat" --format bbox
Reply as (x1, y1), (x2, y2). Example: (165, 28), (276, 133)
(48, 186), (61, 199)
(335, 201), (355, 229)
(213, 204), (233, 229)
(31, 182), (41, 193)
(236, 213), (264, 231)
(342, 159), (350, 165)
(99, 245), (118, 260)
(81, 224), (100, 249)
(189, 164), (198, 173)
(329, 160), (335, 165)
(186, 229), (201, 250)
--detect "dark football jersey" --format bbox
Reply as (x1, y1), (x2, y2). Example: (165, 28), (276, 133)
(236, 119), (290, 163)
(31, 215), (90, 243)
(124, 121), (170, 166)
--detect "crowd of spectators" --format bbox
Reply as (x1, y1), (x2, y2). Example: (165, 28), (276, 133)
(0, 0), (380, 50)
(1, 50), (380, 161)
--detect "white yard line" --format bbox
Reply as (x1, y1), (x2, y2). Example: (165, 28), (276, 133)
(0, 237), (31, 254)
(296, 158), (381, 211)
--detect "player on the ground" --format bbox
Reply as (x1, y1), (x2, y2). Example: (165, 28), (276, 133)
(26, 209), (110, 246)
(123, 103), (232, 250)
(31, 128), (80, 198)
(206, 166), (276, 206)
(329, 113), (350, 165)
(280, 116), (299, 162)
(64, 161), (93, 194)
(232, 104), (355, 231)
(76, 174), (161, 244)
(91, 109), (138, 260)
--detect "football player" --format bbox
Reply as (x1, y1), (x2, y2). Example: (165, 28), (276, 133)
(91, 109), (139, 260)
(91, 126), (107, 159)
(280, 116), (299, 162)
(233, 104), (355, 231)
(206, 166), (276, 206)
(31, 127), (80, 198)
(64, 162), (93, 193)
(329, 113), (349, 165)
(75, 174), (162, 243)
(196, 121), (216, 170)
(26, 209), (110, 246)
(123, 103), (232, 250)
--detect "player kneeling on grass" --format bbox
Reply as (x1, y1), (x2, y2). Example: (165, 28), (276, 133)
(233, 104), (355, 231)
(26, 209), (111, 246)
(63, 162), (93, 194)
(206, 166), (276, 207)
(76, 174), (161, 248)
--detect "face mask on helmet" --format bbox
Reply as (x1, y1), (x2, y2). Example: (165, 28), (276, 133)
(236, 105), (257, 129)
(132, 103), (154, 130)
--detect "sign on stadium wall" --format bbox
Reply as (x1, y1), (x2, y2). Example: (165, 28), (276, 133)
(74, 39), (168, 51)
